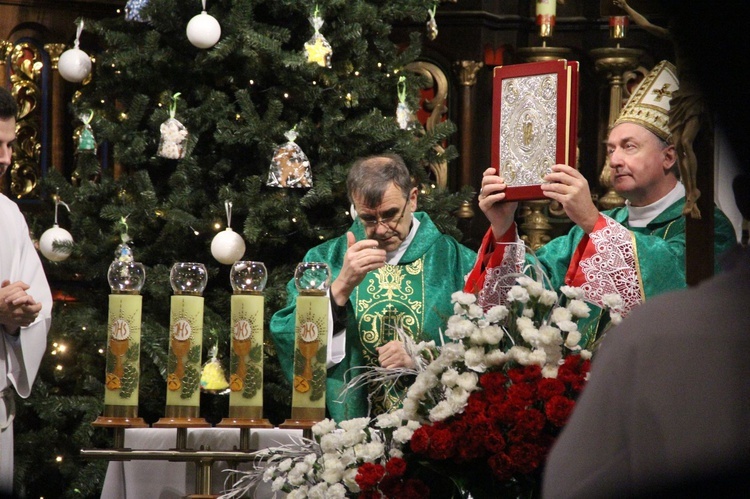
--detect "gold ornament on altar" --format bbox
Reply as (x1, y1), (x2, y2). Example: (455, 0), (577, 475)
(304, 8), (332, 68)
(266, 128), (313, 188)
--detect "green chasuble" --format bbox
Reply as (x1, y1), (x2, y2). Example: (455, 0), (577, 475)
(270, 212), (477, 422)
(466, 197), (737, 345)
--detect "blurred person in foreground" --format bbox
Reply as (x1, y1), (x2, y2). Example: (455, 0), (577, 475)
(0, 86), (52, 497)
(542, 1), (750, 497)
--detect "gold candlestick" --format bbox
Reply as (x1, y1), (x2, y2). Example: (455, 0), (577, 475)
(93, 253), (147, 436)
(154, 262), (210, 428)
(281, 262), (331, 436)
(218, 261), (272, 433)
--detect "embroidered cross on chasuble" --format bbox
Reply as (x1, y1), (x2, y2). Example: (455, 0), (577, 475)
(355, 259), (425, 415)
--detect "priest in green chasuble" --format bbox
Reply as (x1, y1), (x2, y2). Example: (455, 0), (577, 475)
(465, 60), (736, 345)
(270, 154), (476, 422)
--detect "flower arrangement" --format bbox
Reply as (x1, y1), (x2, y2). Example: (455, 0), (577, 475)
(221, 277), (623, 498)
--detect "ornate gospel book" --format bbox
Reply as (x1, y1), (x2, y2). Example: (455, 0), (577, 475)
(491, 59), (579, 201)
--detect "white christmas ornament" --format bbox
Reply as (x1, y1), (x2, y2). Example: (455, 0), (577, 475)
(40, 224), (74, 262)
(210, 201), (245, 264)
(211, 229), (245, 265)
(186, 1), (221, 49)
(59, 20), (92, 83)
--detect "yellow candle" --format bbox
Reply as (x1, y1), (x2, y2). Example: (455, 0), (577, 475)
(536, 0), (556, 38)
(290, 291), (329, 420)
(166, 294), (205, 409)
(104, 293), (142, 417)
(228, 293), (265, 417)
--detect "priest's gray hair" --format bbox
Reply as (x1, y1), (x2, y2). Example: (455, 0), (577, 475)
(346, 153), (413, 207)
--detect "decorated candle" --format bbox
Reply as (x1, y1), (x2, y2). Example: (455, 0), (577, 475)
(290, 262), (331, 422)
(164, 262), (208, 419)
(103, 257), (146, 419)
(228, 261), (267, 419)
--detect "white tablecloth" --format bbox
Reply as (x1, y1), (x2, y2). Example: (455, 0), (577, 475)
(100, 427), (302, 498)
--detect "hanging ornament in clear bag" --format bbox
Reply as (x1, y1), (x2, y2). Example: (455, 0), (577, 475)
(266, 128), (313, 189)
(157, 92), (189, 160)
(426, 5), (438, 41)
(396, 76), (417, 130)
(200, 345), (229, 394)
(304, 7), (332, 68)
(77, 110), (96, 152)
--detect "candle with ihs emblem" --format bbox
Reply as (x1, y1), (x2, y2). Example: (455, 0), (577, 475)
(94, 243), (147, 427)
(285, 262), (331, 426)
(227, 261), (270, 421)
(155, 262), (209, 426)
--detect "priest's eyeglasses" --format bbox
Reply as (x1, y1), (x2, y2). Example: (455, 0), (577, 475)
(358, 198), (409, 229)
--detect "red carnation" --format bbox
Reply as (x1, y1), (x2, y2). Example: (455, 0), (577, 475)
(488, 452), (514, 481)
(428, 427), (456, 460)
(385, 457), (407, 478)
(409, 425), (431, 454)
(508, 365), (542, 383)
(507, 442), (544, 474)
(397, 478), (431, 499)
(508, 407), (546, 442)
(545, 394), (576, 426)
(485, 426), (507, 453)
(480, 371), (508, 392)
(356, 462), (386, 491)
(506, 382), (535, 405)
(537, 377), (566, 400)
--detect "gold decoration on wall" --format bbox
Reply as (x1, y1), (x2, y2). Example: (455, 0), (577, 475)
(8, 41), (45, 199)
(405, 61), (450, 189)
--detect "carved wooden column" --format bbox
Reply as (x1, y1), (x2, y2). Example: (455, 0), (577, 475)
(45, 43), (66, 173)
(454, 60), (483, 189)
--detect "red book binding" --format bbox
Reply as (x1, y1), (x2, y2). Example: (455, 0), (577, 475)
(491, 59), (579, 201)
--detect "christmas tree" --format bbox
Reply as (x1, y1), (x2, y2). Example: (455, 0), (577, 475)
(15, 0), (470, 497)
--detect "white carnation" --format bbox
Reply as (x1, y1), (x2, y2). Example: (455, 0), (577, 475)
(467, 303), (484, 319)
(539, 325), (562, 346)
(428, 400), (456, 422)
(557, 320), (578, 333)
(456, 371), (479, 391)
(603, 293), (624, 309)
(342, 468), (360, 493)
(441, 368), (459, 387)
(610, 311), (623, 325)
(551, 307), (573, 324)
(339, 417), (369, 433)
(507, 285), (530, 303)
(392, 425), (415, 444)
(560, 285), (584, 300)
(278, 458), (293, 473)
(464, 346), (487, 372)
(451, 290), (477, 306)
(580, 349), (593, 359)
(564, 330), (582, 348)
(528, 348), (546, 366)
(445, 316), (476, 340)
(539, 289), (558, 307)
(321, 457), (345, 484)
(484, 348), (510, 367)
(308, 483), (330, 499)
(485, 304), (509, 323)
(567, 299), (591, 318)
(508, 345), (531, 364)
(287, 487), (309, 499)
(516, 316), (534, 331)
(312, 419), (337, 436)
(375, 411), (402, 428)
(327, 483), (347, 499)
(272, 476), (287, 491)
(542, 364), (559, 378)
(480, 324), (504, 344)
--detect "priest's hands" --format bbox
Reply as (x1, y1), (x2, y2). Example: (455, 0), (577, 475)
(377, 340), (416, 369)
(0, 280), (42, 334)
(478, 167), (518, 239)
(330, 232), (386, 306)
(541, 164), (600, 234)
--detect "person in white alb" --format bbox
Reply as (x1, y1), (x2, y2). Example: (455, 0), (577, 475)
(0, 86), (52, 497)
